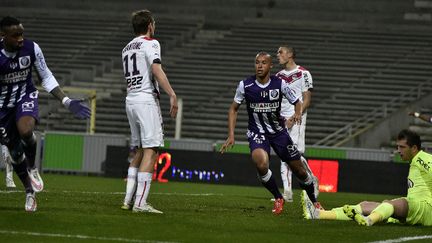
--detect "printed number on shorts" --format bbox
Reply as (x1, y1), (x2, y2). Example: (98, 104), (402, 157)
(247, 131), (265, 144)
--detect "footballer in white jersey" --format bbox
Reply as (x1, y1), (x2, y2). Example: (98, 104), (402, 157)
(123, 36), (161, 105)
(123, 35), (164, 148)
(276, 65), (313, 154)
(121, 10), (178, 214)
(276, 46), (319, 204)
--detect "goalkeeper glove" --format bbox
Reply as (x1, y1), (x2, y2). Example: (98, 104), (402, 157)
(62, 97), (91, 119)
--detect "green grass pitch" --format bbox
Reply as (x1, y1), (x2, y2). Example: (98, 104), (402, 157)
(0, 172), (429, 243)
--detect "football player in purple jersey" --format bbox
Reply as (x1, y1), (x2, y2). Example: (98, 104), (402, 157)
(0, 16), (90, 211)
(220, 52), (322, 215)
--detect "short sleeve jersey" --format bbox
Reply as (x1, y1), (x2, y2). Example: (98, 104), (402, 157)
(276, 66), (313, 117)
(122, 36), (161, 104)
(234, 75), (299, 135)
(407, 150), (432, 203)
(0, 39), (58, 109)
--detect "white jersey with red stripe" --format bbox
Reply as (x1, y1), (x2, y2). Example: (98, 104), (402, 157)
(122, 36), (161, 105)
(276, 65), (313, 118)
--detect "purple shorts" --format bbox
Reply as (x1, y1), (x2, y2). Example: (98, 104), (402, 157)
(0, 90), (39, 145)
(247, 129), (300, 163)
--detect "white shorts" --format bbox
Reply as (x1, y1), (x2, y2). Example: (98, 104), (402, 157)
(288, 113), (307, 154)
(126, 102), (164, 148)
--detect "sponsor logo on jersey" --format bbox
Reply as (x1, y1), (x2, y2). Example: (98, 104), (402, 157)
(19, 56), (31, 69)
(250, 102), (279, 112)
(22, 101), (35, 112)
(9, 62), (18, 69)
(260, 91), (268, 98)
(0, 69), (30, 84)
(417, 157), (430, 171)
(269, 89), (279, 100)
(152, 43), (159, 50)
(36, 52), (46, 70)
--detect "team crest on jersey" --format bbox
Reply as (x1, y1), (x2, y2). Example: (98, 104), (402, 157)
(269, 89), (279, 100)
(19, 56), (31, 69)
(9, 62), (18, 69)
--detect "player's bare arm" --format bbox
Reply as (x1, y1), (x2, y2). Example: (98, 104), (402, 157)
(152, 63), (178, 118)
(292, 100), (303, 125)
(220, 101), (240, 153)
(49, 86), (67, 101)
(301, 90), (312, 113)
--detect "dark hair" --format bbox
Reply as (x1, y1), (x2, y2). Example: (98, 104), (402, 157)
(397, 129), (421, 149)
(279, 45), (296, 59)
(131, 10), (154, 35)
(0, 16), (21, 31)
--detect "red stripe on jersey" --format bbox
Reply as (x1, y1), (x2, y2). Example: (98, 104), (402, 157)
(298, 66), (308, 71)
(142, 37), (156, 41)
(277, 71), (302, 84)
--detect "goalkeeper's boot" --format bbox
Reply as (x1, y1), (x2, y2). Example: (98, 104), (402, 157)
(28, 168), (44, 192)
(133, 203), (163, 214)
(301, 190), (319, 219)
(272, 198), (284, 215)
(343, 205), (371, 226)
(25, 192), (37, 212)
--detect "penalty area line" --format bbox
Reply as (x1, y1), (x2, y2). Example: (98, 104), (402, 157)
(0, 230), (178, 243)
(367, 235), (432, 243)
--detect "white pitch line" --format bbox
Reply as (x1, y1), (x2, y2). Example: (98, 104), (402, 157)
(0, 230), (178, 243)
(0, 190), (223, 196)
(367, 235), (432, 243)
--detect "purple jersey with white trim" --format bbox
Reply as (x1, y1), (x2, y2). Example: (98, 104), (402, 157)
(234, 75), (299, 135)
(0, 39), (37, 109)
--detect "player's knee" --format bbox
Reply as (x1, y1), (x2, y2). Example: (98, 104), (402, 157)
(9, 148), (25, 164)
(20, 129), (35, 141)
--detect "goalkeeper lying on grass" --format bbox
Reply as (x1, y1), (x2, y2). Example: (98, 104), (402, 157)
(302, 129), (432, 226)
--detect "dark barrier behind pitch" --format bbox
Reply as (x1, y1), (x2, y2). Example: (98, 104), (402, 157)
(105, 146), (409, 195)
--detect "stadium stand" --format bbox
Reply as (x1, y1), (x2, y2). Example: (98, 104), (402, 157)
(2, 0), (432, 149)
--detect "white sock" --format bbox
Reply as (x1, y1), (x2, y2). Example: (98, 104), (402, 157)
(260, 169), (272, 183)
(124, 167), (137, 204)
(280, 161), (292, 192)
(134, 172), (153, 207)
(301, 156), (313, 175)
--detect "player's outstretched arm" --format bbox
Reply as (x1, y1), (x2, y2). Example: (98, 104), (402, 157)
(152, 63), (178, 118)
(50, 87), (91, 119)
(220, 102), (240, 154)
